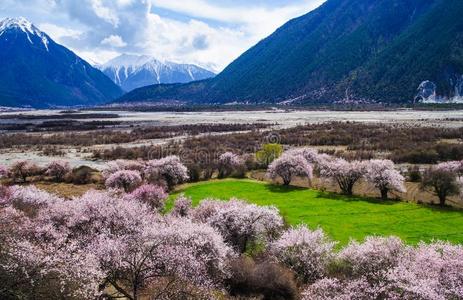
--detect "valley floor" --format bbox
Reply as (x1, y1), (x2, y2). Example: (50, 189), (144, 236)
(169, 179), (463, 246)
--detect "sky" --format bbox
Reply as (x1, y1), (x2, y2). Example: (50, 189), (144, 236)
(0, 0), (325, 72)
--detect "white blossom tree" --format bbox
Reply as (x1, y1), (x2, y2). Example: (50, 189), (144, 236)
(105, 170), (143, 192)
(271, 225), (336, 283)
(364, 159), (406, 199)
(126, 183), (168, 212)
(267, 153), (313, 186)
(319, 158), (365, 195)
(144, 156), (189, 191)
(218, 152), (244, 178)
(45, 160), (71, 182)
(192, 198), (284, 253)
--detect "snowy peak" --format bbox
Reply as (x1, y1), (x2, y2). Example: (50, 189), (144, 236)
(0, 17), (50, 51)
(102, 54), (155, 69)
(0, 17), (39, 34)
(100, 54), (216, 92)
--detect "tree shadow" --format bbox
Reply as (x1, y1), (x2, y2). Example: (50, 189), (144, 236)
(314, 191), (398, 205)
(264, 184), (307, 193)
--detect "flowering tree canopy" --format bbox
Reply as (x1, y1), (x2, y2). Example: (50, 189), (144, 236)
(192, 199), (284, 253)
(126, 184), (168, 212)
(271, 225), (336, 283)
(144, 156), (189, 191)
(436, 160), (463, 176)
(8, 160), (39, 183)
(320, 158), (365, 195)
(337, 236), (406, 281)
(267, 153), (313, 185)
(303, 238), (463, 300)
(0, 188), (234, 300)
(0, 165), (8, 179)
(45, 160), (71, 182)
(105, 170), (142, 192)
(364, 159), (406, 199)
(102, 159), (145, 179)
(218, 152), (244, 178)
(170, 194), (193, 218)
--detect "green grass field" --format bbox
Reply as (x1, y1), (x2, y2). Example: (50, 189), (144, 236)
(169, 179), (463, 246)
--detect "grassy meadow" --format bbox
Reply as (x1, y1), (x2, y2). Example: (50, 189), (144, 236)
(170, 179), (463, 246)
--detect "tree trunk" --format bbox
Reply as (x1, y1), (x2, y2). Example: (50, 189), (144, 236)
(380, 188), (388, 200)
(439, 195), (446, 207)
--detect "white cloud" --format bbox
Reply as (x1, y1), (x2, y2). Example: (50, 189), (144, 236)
(101, 34), (127, 47)
(89, 0), (120, 27)
(77, 49), (121, 65)
(39, 23), (83, 41)
(1, 0), (326, 71)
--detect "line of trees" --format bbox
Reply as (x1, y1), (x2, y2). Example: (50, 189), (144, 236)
(265, 147), (463, 205)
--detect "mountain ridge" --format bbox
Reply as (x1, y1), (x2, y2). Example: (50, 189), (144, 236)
(0, 17), (123, 108)
(99, 54), (215, 92)
(118, 0), (463, 105)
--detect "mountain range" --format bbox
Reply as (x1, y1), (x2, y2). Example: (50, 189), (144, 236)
(119, 0), (463, 105)
(0, 17), (123, 108)
(99, 54), (215, 92)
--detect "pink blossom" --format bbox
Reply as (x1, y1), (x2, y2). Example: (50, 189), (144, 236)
(302, 277), (384, 300)
(144, 156), (189, 190)
(218, 152), (244, 178)
(102, 159), (144, 179)
(5, 185), (62, 216)
(267, 153), (313, 185)
(192, 198), (284, 253)
(0, 164), (8, 178)
(285, 147), (320, 164)
(364, 159), (406, 199)
(436, 161), (463, 175)
(105, 170), (142, 192)
(271, 225), (336, 283)
(337, 236), (405, 280)
(0, 185), (12, 207)
(170, 194), (192, 217)
(45, 160), (71, 181)
(320, 158), (366, 195)
(8, 160), (39, 183)
(126, 183), (168, 211)
(387, 242), (463, 299)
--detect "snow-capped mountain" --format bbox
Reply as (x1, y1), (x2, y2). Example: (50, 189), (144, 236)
(100, 54), (216, 92)
(0, 17), (122, 108)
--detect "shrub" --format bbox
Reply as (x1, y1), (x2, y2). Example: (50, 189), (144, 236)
(226, 257), (298, 300)
(271, 225), (336, 283)
(267, 153), (313, 186)
(407, 165), (422, 182)
(65, 166), (95, 185)
(105, 170), (142, 192)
